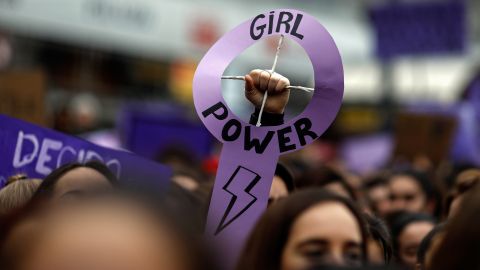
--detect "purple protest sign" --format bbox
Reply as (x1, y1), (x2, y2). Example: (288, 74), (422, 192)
(0, 114), (171, 188)
(193, 9), (343, 268)
(119, 103), (213, 160)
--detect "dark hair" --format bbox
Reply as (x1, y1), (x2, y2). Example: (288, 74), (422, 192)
(389, 170), (434, 199)
(429, 184), (480, 270)
(275, 163), (295, 192)
(416, 223), (446, 269)
(297, 166), (357, 200)
(444, 163), (478, 189)
(156, 145), (200, 169)
(363, 174), (389, 190)
(444, 177), (479, 217)
(363, 175), (389, 214)
(236, 189), (368, 270)
(32, 161), (118, 201)
(364, 214), (393, 264)
(389, 211), (435, 261)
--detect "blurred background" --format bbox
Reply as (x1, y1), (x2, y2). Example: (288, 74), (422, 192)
(1, 0), (479, 176)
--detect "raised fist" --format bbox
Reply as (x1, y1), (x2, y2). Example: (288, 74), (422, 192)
(244, 69), (290, 114)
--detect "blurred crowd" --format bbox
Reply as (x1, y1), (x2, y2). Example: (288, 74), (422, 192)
(2, 140), (480, 270)
(1, 71), (480, 270)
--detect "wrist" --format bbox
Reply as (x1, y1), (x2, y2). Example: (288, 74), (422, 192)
(249, 108), (285, 126)
(264, 107), (284, 114)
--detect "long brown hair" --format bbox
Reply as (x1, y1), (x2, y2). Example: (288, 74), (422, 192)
(236, 188), (368, 270)
(429, 184), (480, 270)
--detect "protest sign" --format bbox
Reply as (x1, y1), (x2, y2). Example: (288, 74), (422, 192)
(120, 103), (213, 160)
(193, 9), (344, 268)
(0, 70), (46, 126)
(0, 114), (171, 188)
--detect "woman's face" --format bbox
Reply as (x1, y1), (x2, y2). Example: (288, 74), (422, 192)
(18, 201), (192, 270)
(52, 167), (112, 201)
(398, 221), (434, 269)
(281, 202), (363, 270)
(389, 176), (426, 214)
(368, 185), (391, 217)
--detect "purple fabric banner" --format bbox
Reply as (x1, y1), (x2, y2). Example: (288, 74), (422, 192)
(0, 114), (171, 188)
(193, 9), (344, 269)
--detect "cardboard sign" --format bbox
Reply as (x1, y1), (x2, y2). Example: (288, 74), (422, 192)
(0, 114), (171, 188)
(393, 112), (457, 165)
(0, 70), (46, 126)
(403, 103), (479, 166)
(193, 9), (343, 268)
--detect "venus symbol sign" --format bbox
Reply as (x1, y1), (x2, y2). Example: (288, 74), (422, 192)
(192, 8), (344, 268)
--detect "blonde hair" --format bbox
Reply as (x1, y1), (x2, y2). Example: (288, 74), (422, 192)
(0, 174), (42, 216)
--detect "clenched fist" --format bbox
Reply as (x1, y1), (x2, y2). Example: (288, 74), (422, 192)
(245, 69), (290, 114)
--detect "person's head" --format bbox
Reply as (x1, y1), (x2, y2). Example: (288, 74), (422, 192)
(364, 214), (392, 266)
(0, 189), (216, 270)
(443, 163), (477, 189)
(171, 168), (206, 192)
(297, 166), (357, 201)
(156, 145), (200, 171)
(415, 223), (446, 270)
(445, 168), (480, 218)
(388, 171), (434, 214)
(0, 175), (41, 217)
(269, 163), (295, 205)
(31, 161), (118, 203)
(0, 175), (43, 264)
(429, 184), (480, 270)
(237, 189), (368, 270)
(0, 195), (45, 270)
(390, 212), (436, 269)
(453, 168), (480, 189)
(363, 175), (391, 217)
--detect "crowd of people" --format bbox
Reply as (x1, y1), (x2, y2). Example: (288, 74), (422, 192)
(1, 70), (480, 270)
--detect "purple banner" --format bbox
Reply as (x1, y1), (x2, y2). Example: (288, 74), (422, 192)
(193, 9), (343, 269)
(0, 114), (171, 188)
(120, 103), (213, 160)
(369, 0), (466, 59)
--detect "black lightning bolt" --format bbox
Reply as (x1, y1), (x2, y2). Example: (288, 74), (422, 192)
(214, 166), (261, 235)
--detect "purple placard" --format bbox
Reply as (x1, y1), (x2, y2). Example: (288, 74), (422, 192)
(0, 114), (171, 188)
(451, 103), (480, 165)
(120, 103), (213, 160)
(341, 133), (393, 174)
(465, 71), (480, 119)
(193, 9), (343, 268)
(369, 0), (466, 59)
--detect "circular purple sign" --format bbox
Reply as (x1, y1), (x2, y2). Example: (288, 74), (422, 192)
(194, 10), (345, 268)
(193, 9), (343, 155)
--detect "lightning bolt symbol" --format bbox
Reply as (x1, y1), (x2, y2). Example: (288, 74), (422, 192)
(215, 166), (261, 235)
